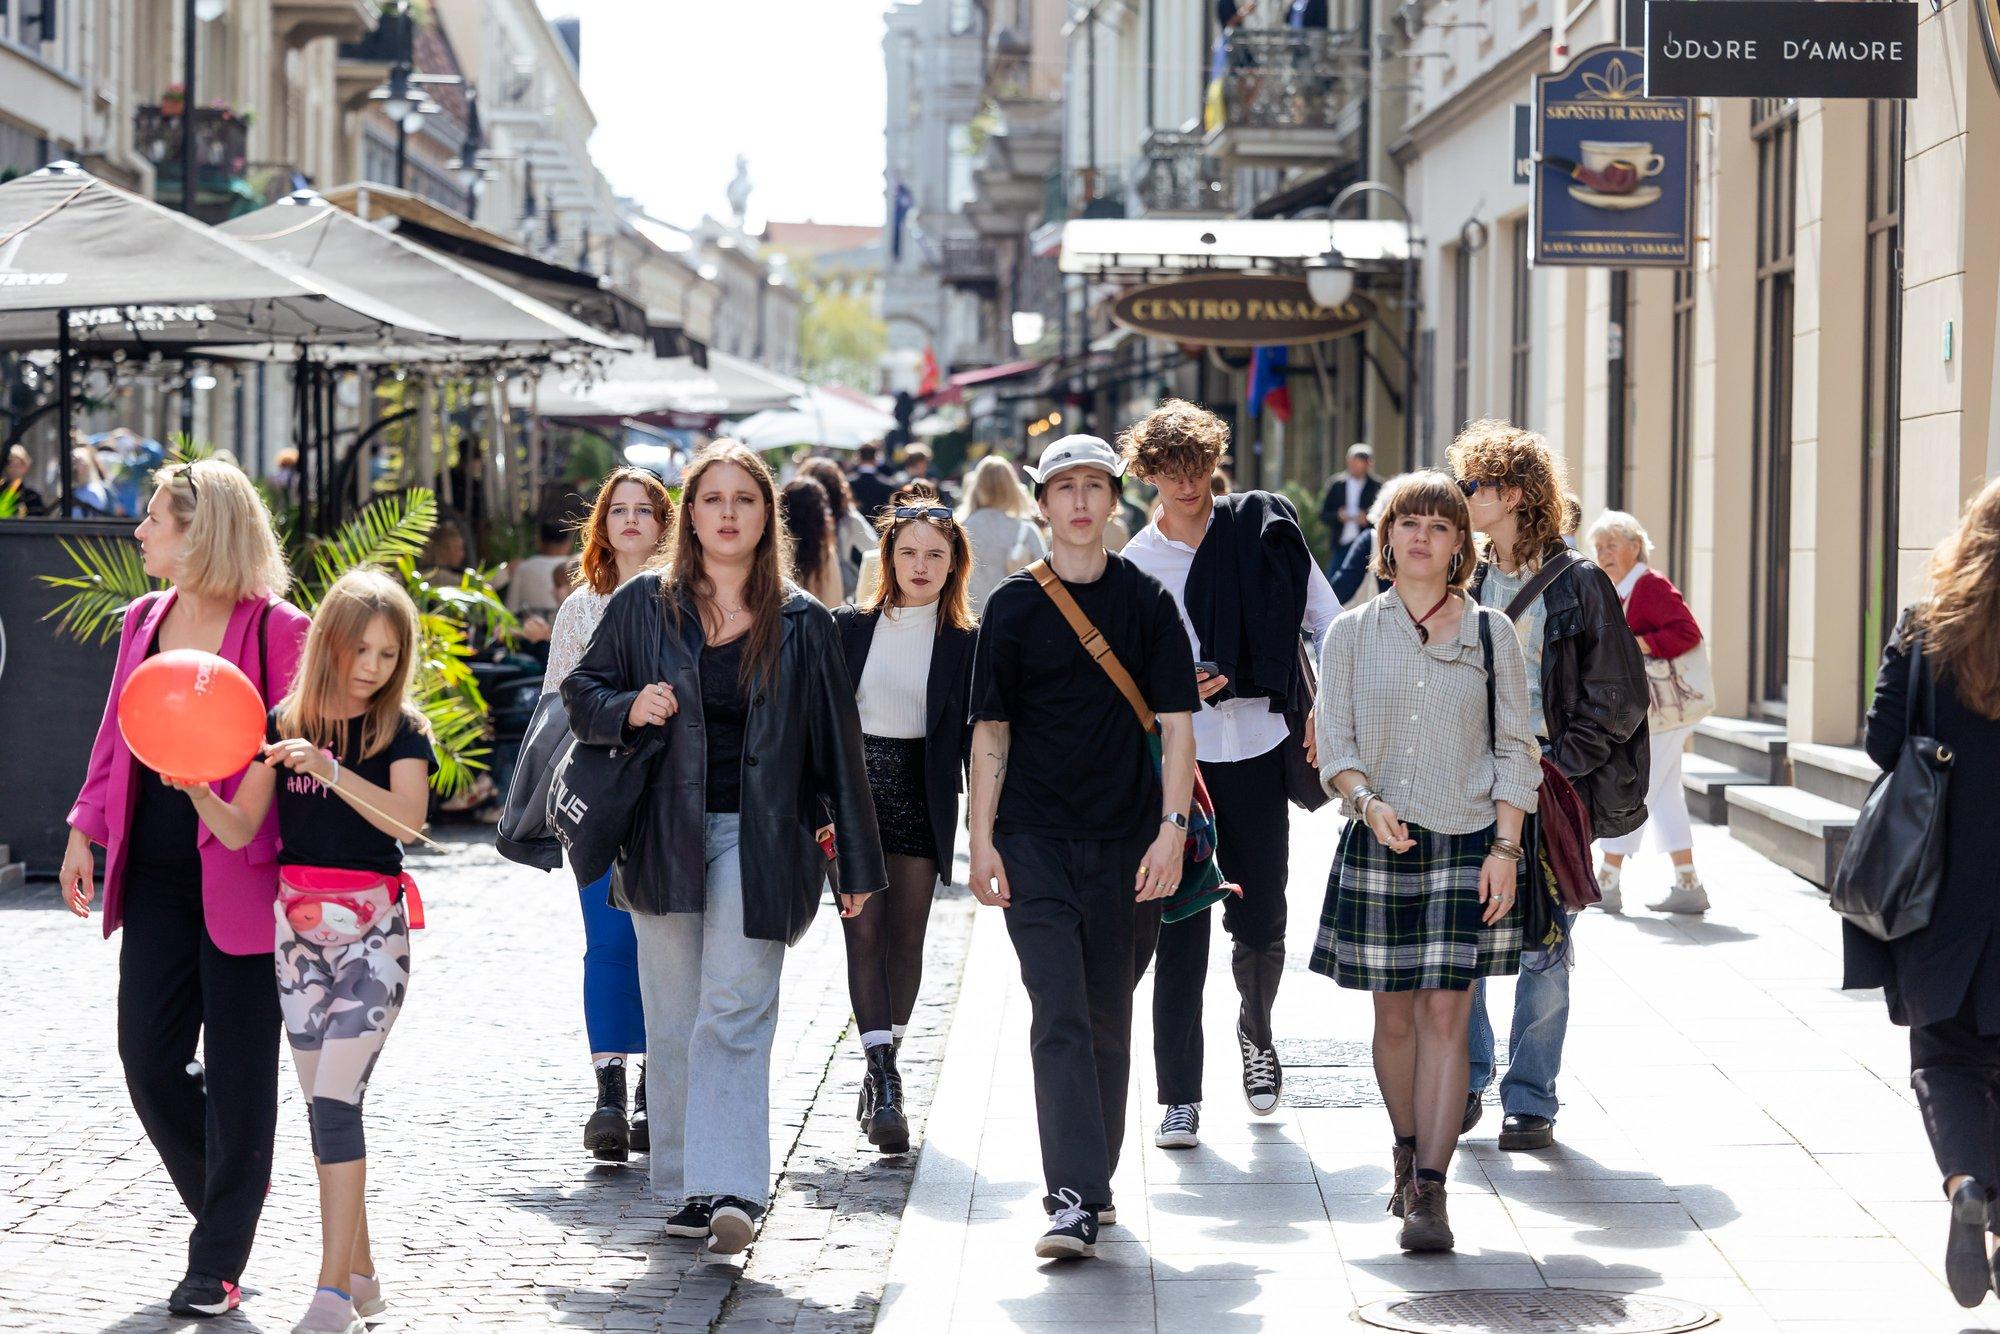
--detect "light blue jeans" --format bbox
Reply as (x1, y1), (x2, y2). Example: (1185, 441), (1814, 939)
(1467, 928), (1575, 1122)
(630, 813), (786, 1204)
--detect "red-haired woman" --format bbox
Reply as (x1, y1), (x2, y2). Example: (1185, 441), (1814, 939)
(542, 466), (672, 1161)
(831, 483), (977, 1153)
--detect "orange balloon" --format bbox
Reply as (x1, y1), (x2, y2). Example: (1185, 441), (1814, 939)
(118, 649), (267, 783)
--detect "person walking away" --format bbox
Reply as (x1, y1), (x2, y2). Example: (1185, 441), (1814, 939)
(540, 467), (673, 1161)
(800, 457), (875, 602)
(967, 433), (1198, 1259)
(1312, 470), (1540, 1251)
(1845, 476), (2000, 1308)
(171, 570), (435, 1334)
(1450, 421), (1649, 1152)
(1320, 444), (1382, 576)
(1586, 511), (1709, 914)
(848, 441), (897, 520)
(958, 455), (1048, 613)
(900, 443), (956, 509)
(832, 483), (977, 1153)
(562, 442), (886, 1255)
(61, 458), (308, 1320)
(1119, 401), (1338, 1149)
(780, 477), (847, 608)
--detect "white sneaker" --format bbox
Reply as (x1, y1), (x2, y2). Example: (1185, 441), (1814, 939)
(1156, 1103), (1200, 1149)
(1596, 863), (1623, 913)
(1649, 874), (1710, 914)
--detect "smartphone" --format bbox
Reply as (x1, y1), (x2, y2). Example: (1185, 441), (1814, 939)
(1194, 660), (1221, 678)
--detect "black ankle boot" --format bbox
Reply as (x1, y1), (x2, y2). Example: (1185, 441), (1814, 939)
(864, 1044), (910, 1153)
(584, 1060), (630, 1162)
(629, 1061), (649, 1154)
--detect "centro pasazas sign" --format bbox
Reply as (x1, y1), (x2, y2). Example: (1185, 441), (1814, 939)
(1644, 1), (1920, 98)
(1110, 274), (1373, 349)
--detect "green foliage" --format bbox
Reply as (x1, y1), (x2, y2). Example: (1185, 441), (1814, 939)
(800, 283), (888, 391)
(295, 489), (436, 609)
(41, 534), (162, 644)
(0, 480), (22, 519)
(1281, 479), (1333, 569)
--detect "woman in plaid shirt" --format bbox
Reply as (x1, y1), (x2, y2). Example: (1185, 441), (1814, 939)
(1310, 470), (1542, 1253)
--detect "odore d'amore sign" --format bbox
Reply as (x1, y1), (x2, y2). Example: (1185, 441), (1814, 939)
(1644, 0), (1919, 99)
(1110, 274), (1374, 348)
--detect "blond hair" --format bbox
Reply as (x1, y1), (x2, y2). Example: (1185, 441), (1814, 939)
(276, 568), (430, 759)
(153, 458), (290, 602)
(958, 455), (1035, 521)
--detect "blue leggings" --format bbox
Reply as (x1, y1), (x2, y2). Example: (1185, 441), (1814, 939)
(580, 870), (647, 1055)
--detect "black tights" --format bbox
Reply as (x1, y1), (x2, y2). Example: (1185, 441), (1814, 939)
(841, 854), (939, 1035)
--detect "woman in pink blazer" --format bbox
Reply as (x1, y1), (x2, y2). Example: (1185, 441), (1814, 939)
(62, 457), (309, 1321)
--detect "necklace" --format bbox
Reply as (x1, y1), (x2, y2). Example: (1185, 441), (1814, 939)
(720, 604), (745, 621)
(1406, 590), (1452, 644)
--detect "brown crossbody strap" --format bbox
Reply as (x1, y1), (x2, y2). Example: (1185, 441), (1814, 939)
(1027, 559), (1156, 733)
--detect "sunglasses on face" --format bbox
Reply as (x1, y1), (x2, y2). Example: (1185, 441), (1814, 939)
(1458, 478), (1495, 497)
(894, 505), (953, 522)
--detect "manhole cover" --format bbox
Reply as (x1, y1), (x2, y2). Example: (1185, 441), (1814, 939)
(1355, 1288), (1716, 1333)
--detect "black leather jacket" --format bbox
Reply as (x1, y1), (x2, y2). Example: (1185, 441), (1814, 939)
(1475, 545), (1651, 839)
(561, 573), (887, 945)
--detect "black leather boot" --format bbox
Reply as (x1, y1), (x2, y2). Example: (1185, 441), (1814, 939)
(584, 1060), (630, 1162)
(863, 1044), (910, 1154)
(629, 1060), (649, 1154)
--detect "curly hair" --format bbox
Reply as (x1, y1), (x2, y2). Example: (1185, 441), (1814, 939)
(797, 456), (857, 519)
(1913, 475), (2000, 720)
(1447, 418), (1569, 573)
(779, 477), (835, 591)
(1117, 398), (1230, 481)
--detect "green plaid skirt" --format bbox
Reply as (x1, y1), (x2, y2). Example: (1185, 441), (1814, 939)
(1309, 821), (1524, 992)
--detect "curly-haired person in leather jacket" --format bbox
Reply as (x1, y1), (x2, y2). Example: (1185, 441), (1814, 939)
(1448, 420), (1649, 1154)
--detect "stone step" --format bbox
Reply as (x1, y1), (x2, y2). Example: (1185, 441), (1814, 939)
(1693, 716), (1790, 783)
(1682, 753), (1767, 825)
(1725, 784), (1858, 889)
(1789, 742), (1880, 811)
(0, 862), (21, 892)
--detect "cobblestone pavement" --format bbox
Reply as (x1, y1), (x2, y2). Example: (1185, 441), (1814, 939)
(0, 831), (974, 1332)
(882, 809), (2000, 1334)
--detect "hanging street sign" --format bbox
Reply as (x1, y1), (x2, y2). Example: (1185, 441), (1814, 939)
(1644, 1), (1920, 99)
(1108, 274), (1374, 348)
(1531, 45), (1695, 269)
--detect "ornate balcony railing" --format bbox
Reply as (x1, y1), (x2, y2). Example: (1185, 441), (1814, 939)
(135, 105), (251, 223)
(1041, 167), (1126, 225)
(1214, 28), (1363, 135)
(1135, 131), (1236, 214)
(939, 237), (999, 294)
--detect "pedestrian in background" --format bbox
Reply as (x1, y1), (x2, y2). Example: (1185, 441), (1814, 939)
(562, 442), (885, 1257)
(1311, 470), (1541, 1252)
(900, 443), (955, 509)
(1451, 420), (1648, 1154)
(1119, 401), (1338, 1151)
(171, 570), (436, 1334)
(1332, 473), (1412, 606)
(847, 440), (897, 519)
(798, 456), (874, 601)
(832, 482), (977, 1155)
(1846, 476), (2000, 1309)
(540, 466), (673, 1163)
(957, 455), (1047, 612)
(61, 457), (308, 1321)
(779, 476), (846, 609)
(1320, 443), (1381, 576)
(1587, 510), (1709, 914)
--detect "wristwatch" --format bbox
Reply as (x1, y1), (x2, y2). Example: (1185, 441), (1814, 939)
(1161, 812), (1190, 831)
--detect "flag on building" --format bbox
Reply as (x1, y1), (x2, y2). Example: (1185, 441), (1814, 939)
(1247, 345), (1291, 422)
(918, 344), (941, 397)
(890, 181), (914, 261)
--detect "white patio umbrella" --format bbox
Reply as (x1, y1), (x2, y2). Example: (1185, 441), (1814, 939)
(730, 408), (873, 451)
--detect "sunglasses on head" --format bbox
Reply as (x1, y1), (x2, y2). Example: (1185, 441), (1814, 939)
(894, 505), (953, 522)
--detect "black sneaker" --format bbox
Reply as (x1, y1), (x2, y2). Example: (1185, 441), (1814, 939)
(1034, 1189), (1099, 1260)
(629, 1061), (649, 1154)
(167, 1274), (241, 1318)
(1095, 1198), (1118, 1227)
(1155, 1103), (1200, 1149)
(663, 1197), (712, 1238)
(1237, 1021), (1281, 1116)
(707, 1195), (765, 1255)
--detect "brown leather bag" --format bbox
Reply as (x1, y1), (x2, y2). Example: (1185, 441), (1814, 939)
(1478, 610), (1600, 912)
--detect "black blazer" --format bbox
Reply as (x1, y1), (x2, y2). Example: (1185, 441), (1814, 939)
(833, 603), (976, 879)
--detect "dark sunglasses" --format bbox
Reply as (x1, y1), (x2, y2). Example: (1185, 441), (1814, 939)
(893, 505), (953, 522)
(1457, 478), (1491, 497)
(181, 464), (200, 508)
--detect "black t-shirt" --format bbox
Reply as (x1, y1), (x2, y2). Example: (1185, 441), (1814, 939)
(269, 709), (437, 874)
(970, 553), (1199, 840)
(702, 637), (750, 815)
(127, 638), (201, 871)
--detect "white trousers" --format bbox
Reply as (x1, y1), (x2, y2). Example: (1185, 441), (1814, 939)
(1599, 724), (1694, 858)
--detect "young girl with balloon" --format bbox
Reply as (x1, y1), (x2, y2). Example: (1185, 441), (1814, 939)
(171, 568), (436, 1334)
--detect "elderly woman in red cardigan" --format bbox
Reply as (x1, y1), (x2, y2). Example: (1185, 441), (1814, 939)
(1587, 510), (1709, 915)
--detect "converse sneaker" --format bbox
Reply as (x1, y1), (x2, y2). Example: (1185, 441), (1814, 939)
(1237, 1022), (1281, 1115)
(1649, 871), (1710, 915)
(1155, 1103), (1200, 1149)
(1034, 1188), (1098, 1260)
(706, 1196), (765, 1255)
(1596, 863), (1624, 913)
(167, 1274), (240, 1318)
(664, 1197), (713, 1238)
(1094, 1198), (1118, 1227)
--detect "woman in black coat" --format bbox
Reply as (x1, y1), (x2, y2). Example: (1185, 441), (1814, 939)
(562, 442), (886, 1256)
(830, 483), (977, 1154)
(1844, 477), (2000, 1308)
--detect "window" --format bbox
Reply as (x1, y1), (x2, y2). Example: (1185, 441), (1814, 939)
(946, 125), (976, 212)
(1508, 222), (1532, 424)
(1860, 101), (1904, 714)
(1606, 270), (1630, 510)
(1668, 268), (1697, 585)
(1451, 244), (1472, 439)
(1750, 98), (1798, 714)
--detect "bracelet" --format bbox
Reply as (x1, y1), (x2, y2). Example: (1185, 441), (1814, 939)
(1487, 838), (1524, 863)
(327, 757), (341, 789)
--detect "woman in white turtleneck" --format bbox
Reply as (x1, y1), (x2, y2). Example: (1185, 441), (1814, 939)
(830, 483), (978, 1156)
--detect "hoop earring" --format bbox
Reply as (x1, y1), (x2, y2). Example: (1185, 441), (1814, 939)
(1382, 545), (1397, 576)
(1448, 550), (1464, 581)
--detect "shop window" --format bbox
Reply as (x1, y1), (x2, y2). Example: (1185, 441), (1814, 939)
(1508, 221), (1532, 424)
(1750, 98), (1797, 716)
(1451, 244), (1471, 439)
(1860, 100), (1904, 712)
(1668, 268), (1697, 585)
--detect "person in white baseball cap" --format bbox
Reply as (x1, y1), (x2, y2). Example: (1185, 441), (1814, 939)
(1021, 433), (1127, 490)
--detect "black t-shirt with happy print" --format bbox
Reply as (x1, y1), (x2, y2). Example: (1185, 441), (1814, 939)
(268, 708), (437, 874)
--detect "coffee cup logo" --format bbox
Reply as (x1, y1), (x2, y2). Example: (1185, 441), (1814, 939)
(1577, 140), (1666, 195)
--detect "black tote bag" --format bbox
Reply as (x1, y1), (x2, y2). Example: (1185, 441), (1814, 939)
(546, 729), (666, 889)
(1829, 637), (1953, 942)
(496, 692), (570, 871)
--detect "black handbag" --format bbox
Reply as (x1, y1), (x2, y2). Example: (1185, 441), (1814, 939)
(1282, 637), (1331, 811)
(546, 728), (666, 889)
(1829, 635), (1953, 942)
(496, 692), (570, 871)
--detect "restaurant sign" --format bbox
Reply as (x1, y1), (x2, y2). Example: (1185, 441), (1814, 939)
(1531, 45), (1695, 269)
(1109, 274), (1372, 348)
(1644, 1), (1919, 99)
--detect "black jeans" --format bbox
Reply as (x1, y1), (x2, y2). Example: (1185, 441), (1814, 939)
(117, 859), (282, 1284)
(1151, 745), (1291, 1105)
(1912, 997), (2000, 1193)
(997, 829), (1161, 1208)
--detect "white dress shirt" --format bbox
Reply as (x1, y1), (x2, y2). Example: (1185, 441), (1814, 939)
(1123, 508), (1341, 764)
(1341, 474), (1366, 545)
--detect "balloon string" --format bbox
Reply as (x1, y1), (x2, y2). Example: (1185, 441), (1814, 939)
(317, 773), (449, 852)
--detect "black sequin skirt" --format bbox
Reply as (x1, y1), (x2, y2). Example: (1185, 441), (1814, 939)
(863, 734), (934, 861)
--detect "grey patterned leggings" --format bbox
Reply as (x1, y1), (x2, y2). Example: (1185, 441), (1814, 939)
(274, 882), (410, 1164)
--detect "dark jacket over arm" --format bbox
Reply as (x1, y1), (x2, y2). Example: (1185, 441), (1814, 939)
(1332, 530), (1375, 602)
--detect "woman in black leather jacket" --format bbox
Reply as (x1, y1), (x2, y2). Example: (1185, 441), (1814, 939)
(563, 441), (886, 1256)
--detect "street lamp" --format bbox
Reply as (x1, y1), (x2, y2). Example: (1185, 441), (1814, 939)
(1312, 180), (1423, 463)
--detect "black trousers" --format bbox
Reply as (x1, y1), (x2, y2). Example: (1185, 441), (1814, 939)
(1151, 745), (1291, 1106)
(997, 829), (1161, 1208)
(1912, 997), (2000, 1193)
(117, 860), (282, 1284)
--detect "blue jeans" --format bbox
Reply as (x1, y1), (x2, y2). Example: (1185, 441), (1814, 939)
(578, 868), (647, 1055)
(1467, 932), (1574, 1122)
